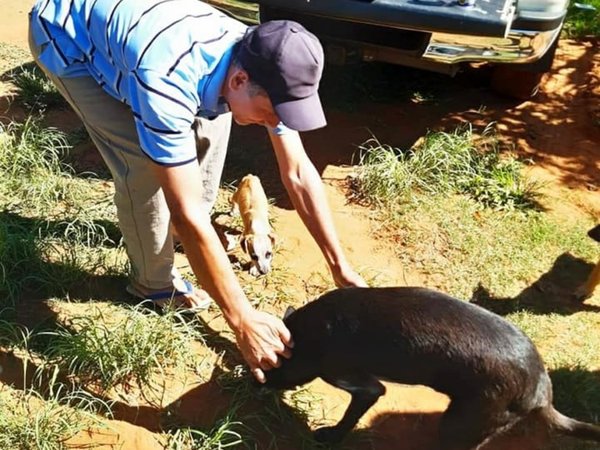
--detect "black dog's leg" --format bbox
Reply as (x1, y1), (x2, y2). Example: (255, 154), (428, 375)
(314, 372), (385, 444)
(438, 398), (516, 450)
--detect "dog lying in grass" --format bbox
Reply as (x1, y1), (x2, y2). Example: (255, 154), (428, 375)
(575, 224), (600, 301)
(230, 174), (276, 276)
(262, 287), (600, 448)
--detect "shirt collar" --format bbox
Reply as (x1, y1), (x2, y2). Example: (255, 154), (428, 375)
(200, 45), (234, 116)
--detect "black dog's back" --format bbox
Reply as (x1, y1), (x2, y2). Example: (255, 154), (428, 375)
(263, 287), (600, 448)
(283, 287), (543, 396)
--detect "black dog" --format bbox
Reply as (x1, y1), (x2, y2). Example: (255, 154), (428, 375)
(263, 287), (600, 449)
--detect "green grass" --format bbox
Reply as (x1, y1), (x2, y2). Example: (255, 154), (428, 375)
(564, 0), (600, 38)
(352, 125), (542, 211)
(0, 384), (107, 450)
(0, 211), (125, 306)
(164, 417), (244, 450)
(0, 117), (125, 305)
(373, 194), (596, 299)
(0, 117), (91, 216)
(350, 125), (596, 299)
(215, 366), (329, 450)
(0, 117), (115, 218)
(10, 63), (65, 111)
(38, 304), (204, 389)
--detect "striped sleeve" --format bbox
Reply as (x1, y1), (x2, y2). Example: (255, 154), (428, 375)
(127, 68), (199, 165)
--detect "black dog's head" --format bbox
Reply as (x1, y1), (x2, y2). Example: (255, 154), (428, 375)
(261, 353), (320, 391)
(259, 305), (322, 390)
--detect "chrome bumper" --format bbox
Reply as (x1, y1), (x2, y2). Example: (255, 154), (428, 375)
(423, 27), (562, 65)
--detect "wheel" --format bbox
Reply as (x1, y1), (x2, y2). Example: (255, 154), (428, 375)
(491, 66), (545, 100)
(490, 32), (560, 100)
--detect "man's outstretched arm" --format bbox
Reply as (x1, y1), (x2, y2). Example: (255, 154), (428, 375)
(268, 129), (367, 288)
(152, 161), (293, 382)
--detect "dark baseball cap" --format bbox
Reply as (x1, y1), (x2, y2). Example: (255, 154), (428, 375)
(238, 20), (326, 132)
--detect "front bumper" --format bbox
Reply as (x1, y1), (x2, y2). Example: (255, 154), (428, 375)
(206, 0), (564, 71)
(423, 27), (562, 65)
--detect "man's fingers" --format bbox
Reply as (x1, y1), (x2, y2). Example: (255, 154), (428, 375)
(277, 322), (294, 348)
(237, 310), (295, 382)
(260, 350), (280, 370)
(280, 346), (292, 359)
(252, 367), (266, 384)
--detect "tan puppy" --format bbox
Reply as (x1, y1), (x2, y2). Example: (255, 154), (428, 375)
(575, 224), (600, 301)
(230, 175), (276, 276)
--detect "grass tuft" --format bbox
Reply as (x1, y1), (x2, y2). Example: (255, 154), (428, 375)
(0, 117), (123, 304)
(356, 192), (596, 299)
(38, 304), (204, 389)
(164, 417), (244, 450)
(352, 124), (542, 211)
(10, 63), (65, 111)
(0, 117), (116, 218)
(0, 384), (107, 450)
(564, 0), (600, 38)
(0, 117), (74, 215)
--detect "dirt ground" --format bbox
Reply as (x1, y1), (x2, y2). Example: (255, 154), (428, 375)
(1, 2), (599, 449)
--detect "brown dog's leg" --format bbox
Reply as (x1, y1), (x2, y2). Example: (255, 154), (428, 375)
(575, 259), (600, 301)
(314, 372), (385, 443)
(576, 225), (600, 301)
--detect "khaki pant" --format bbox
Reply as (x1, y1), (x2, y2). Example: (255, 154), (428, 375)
(29, 30), (231, 291)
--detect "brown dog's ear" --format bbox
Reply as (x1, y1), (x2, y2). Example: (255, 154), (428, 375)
(283, 306), (296, 320)
(239, 235), (249, 254)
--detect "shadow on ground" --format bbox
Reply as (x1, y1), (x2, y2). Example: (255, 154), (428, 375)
(471, 252), (600, 316)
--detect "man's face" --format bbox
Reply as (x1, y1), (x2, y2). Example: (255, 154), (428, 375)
(223, 68), (280, 128)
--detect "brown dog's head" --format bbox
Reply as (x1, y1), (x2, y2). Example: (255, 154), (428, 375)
(240, 232), (277, 275)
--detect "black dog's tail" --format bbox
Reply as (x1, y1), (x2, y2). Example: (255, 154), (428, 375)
(543, 406), (600, 442)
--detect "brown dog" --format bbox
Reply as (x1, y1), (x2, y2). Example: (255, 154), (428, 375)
(230, 174), (276, 276)
(262, 287), (600, 448)
(575, 224), (600, 301)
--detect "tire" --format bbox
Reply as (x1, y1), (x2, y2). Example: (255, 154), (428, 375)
(491, 66), (545, 100)
(491, 32), (560, 100)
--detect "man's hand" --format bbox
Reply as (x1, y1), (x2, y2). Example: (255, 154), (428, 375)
(233, 308), (294, 383)
(331, 263), (368, 288)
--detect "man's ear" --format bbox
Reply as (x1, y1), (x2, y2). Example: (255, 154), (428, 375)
(229, 67), (250, 91)
(283, 306), (296, 320)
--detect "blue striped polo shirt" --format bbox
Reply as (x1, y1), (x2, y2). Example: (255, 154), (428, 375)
(30, 0), (248, 166)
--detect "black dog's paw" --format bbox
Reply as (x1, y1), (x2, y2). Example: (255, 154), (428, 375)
(573, 290), (591, 303)
(314, 426), (344, 444)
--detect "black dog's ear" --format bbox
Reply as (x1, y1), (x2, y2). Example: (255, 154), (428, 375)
(283, 306), (296, 320)
(588, 224), (600, 242)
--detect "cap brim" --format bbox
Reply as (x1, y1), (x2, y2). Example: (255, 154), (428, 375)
(273, 94), (326, 132)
